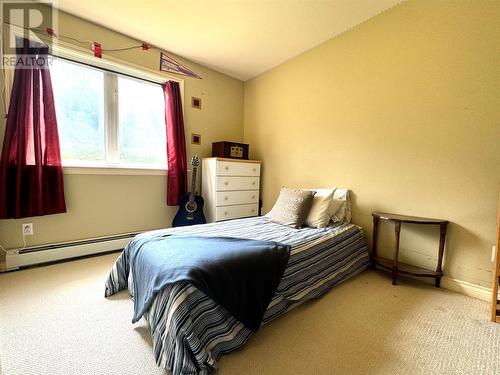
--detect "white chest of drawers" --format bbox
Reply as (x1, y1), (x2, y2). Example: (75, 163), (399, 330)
(202, 157), (261, 222)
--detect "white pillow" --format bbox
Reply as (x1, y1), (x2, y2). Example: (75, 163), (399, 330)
(304, 189), (335, 228)
(331, 188), (351, 224)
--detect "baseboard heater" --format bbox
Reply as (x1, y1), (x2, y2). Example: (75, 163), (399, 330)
(3, 232), (138, 272)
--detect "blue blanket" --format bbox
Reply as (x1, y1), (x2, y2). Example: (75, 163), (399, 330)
(129, 235), (291, 332)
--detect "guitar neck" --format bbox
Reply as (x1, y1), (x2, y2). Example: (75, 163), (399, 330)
(189, 166), (197, 200)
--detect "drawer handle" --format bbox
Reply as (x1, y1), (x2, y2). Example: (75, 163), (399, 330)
(225, 166), (229, 171)
(251, 195), (255, 199)
(224, 211), (228, 216)
(252, 181), (256, 185)
(253, 168), (256, 172)
(251, 209), (255, 213)
(224, 196), (228, 201)
(224, 181), (229, 186)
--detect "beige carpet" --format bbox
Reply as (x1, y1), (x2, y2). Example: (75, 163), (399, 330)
(1, 254), (499, 375)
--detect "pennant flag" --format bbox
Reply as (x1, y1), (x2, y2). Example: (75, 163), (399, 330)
(160, 52), (202, 79)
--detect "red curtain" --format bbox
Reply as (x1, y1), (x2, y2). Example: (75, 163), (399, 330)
(0, 39), (66, 219)
(163, 81), (187, 206)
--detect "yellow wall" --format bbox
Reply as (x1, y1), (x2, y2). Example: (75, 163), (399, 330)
(0, 10), (243, 249)
(244, 0), (500, 287)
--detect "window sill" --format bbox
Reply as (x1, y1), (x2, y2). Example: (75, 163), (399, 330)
(63, 164), (167, 176)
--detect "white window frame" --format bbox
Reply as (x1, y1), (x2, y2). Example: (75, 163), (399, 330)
(104, 72), (119, 164)
(51, 43), (185, 175)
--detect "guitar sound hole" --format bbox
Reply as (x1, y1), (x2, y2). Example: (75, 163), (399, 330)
(185, 202), (198, 213)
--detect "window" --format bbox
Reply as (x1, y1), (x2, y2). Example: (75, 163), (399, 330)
(51, 59), (105, 162)
(118, 76), (166, 165)
(50, 58), (167, 170)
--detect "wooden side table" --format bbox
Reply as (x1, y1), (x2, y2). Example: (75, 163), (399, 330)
(371, 212), (448, 287)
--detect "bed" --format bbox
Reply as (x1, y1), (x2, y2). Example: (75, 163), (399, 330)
(105, 216), (370, 374)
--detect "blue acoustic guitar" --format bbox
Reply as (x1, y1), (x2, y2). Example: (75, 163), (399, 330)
(172, 155), (206, 227)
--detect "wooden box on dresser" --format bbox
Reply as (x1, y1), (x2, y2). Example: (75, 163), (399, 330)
(202, 157), (261, 223)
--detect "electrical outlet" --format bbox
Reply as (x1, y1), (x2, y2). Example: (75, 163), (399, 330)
(22, 223), (33, 236)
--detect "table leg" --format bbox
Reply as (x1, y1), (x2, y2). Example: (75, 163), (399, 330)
(392, 222), (401, 285)
(435, 222), (448, 287)
(371, 216), (379, 268)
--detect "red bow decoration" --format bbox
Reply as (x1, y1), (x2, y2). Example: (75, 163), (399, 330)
(92, 42), (102, 58)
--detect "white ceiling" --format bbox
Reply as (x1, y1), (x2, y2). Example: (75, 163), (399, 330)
(56, 0), (403, 81)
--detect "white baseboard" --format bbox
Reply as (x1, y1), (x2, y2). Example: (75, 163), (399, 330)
(2, 234), (135, 272)
(440, 276), (492, 302)
(376, 267), (493, 302)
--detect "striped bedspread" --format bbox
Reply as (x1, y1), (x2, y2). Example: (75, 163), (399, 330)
(105, 217), (370, 375)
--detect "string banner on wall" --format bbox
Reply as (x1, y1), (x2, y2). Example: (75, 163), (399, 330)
(3, 20), (203, 79)
(160, 52), (202, 79)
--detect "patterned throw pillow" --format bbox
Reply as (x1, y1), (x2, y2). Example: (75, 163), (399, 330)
(269, 187), (315, 228)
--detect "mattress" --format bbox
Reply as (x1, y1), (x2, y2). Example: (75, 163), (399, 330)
(105, 216), (370, 374)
